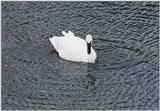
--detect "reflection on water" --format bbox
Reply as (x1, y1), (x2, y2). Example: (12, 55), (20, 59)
(85, 74), (96, 91)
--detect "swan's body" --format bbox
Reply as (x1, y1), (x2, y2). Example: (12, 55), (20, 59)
(49, 31), (97, 63)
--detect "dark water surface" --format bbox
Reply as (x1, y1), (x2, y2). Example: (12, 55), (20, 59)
(2, 1), (159, 110)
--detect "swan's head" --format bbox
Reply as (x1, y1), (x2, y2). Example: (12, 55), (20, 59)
(86, 34), (93, 54)
(86, 34), (93, 43)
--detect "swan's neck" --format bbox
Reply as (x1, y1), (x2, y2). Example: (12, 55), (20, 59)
(87, 42), (91, 54)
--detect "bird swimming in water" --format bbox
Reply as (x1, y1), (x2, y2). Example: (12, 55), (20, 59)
(49, 31), (97, 63)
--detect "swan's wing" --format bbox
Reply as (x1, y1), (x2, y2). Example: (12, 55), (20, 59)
(68, 31), (75, 37)
(58, 37), (87, 61)
(62, 31), (74, 37)
(62, 31), (68, 37)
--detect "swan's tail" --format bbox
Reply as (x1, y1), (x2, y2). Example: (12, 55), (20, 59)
(49, 37), (59, 51)
(49, 37), (54, 46)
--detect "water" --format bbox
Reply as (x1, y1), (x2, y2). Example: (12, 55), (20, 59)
(2, 1), (159, 110)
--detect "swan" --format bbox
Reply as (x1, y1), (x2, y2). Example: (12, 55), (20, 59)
(49, 31), (97, 63)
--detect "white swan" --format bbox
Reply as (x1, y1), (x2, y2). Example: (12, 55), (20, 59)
(49, 31), (97, 63)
